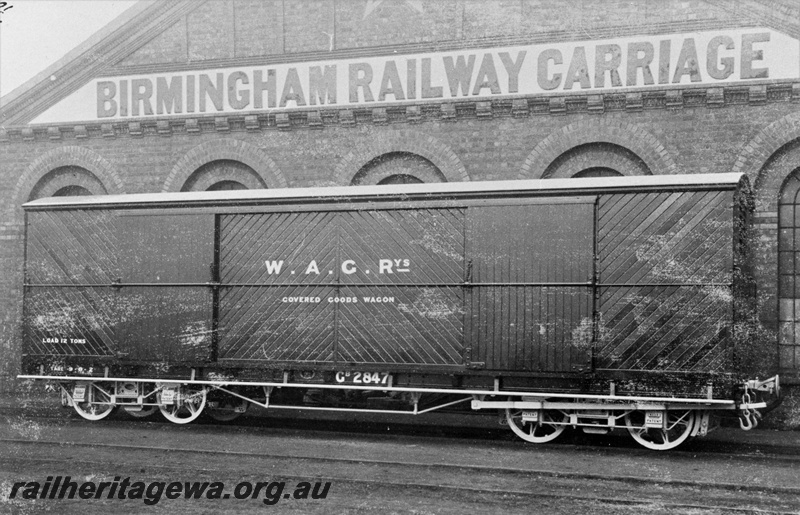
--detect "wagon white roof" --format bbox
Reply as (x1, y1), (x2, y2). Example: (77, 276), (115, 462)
(23, 172), (746, 209)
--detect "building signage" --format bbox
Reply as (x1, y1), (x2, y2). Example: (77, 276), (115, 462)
(32, 28), (800, 124)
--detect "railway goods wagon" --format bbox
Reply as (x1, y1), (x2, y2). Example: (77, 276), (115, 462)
(19, 172), (779, 450)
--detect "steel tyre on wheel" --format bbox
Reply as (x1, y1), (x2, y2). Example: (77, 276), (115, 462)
(72, 382), (117, 421)
(207, 395), (249, 422)
(624, 409), (696, 450)
(159, 387), (207, 424)
(505, 402), (568, 443)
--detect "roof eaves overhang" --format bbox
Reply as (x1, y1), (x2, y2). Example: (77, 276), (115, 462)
(0, 0), (200, 127)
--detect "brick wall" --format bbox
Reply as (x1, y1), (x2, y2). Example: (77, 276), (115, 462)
(3, 0), (800, 395)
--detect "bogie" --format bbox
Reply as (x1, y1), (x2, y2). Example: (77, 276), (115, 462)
(502, 404), (700, 450)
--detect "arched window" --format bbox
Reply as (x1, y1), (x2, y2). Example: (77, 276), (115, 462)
(206, 180), (248, 191)
(181, 160), (265, 191)
(377, 174), (424, 185)
(351, 152), (445, 185)
(779, 169), (800, 370)
(543, 143), (650, 179)
(572, 168), (623, 178)
(28, 166), (107, 201)
(53, 185), (93, 197)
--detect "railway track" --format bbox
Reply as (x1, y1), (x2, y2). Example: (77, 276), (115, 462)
(5, 405), (800, 460)
(2, 417), (799, 513)
(4, 444), (798, 514)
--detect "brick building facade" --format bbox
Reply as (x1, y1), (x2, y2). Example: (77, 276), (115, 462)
(2, 0), (800, 406)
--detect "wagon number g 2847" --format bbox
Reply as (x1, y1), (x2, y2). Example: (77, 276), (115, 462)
(335, 371), (390, 385)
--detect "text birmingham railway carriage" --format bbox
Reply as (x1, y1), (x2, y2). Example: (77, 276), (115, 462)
(19, 173), (779, 451)
(56, 28), (783, 122)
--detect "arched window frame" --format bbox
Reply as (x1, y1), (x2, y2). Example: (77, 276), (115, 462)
(27, 165), (108, 201)
(778, 169), (800, 370)
(180, 160), (265, 192)
(350, 152), (446, 185)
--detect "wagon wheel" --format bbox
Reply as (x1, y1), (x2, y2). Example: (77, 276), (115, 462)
(207, 395), (249, 422)
(72, 383), (117, 421)
(159, 387), (207, 425)
(624, 409), (696, 451)
(505, 402), (568, 444)
(123, 405), (158, 419)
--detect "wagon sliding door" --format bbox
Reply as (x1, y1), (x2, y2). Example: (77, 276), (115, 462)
(216, 209), (466, 368)
(467, 199), (595, 373)
(116, 213), (215, 363)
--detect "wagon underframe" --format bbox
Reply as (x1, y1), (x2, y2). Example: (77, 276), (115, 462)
(19, 370), (778, 451)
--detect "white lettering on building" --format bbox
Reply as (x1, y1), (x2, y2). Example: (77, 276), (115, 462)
(32, 28), (800, 124)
